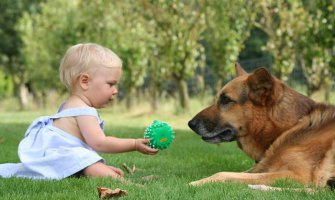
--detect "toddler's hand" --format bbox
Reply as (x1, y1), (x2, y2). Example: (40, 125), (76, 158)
(135, 139), (159, 155)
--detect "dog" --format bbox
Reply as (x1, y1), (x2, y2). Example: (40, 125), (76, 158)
(188, 63), (335, 189)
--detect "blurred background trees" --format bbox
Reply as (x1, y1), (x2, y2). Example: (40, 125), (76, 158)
(0, 0), (334, 111)
(0, 0), (44, 109)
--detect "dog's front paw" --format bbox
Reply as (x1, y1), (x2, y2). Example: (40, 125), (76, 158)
(189, 180), (204, 186)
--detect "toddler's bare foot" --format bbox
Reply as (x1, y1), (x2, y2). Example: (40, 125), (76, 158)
(108, 166), (124, 177)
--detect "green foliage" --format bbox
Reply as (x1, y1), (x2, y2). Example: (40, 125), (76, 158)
(0, 0), (44, 108)
(19, 0), (151, 102)
(0, 0), (42, 65)
(297, 1), (335, 96)
(139, 0), (207, 109)
(239, 28), (271, 60)
(0, 71), (14, 98)
(255, 0), (309, 81)
(0, 0), (334, 109)
(204, 0), (257, 84)
(77, 0), (150, 91)
(18, 0), (81, 94)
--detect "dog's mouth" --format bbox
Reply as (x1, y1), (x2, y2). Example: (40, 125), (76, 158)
(188, 118), (237, 144)
(201, 127), (237, 144)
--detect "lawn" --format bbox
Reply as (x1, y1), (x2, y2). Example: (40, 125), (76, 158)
(0, 104), (334, 199)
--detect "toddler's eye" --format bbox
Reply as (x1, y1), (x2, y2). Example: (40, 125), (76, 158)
(107, 82), (117, 87)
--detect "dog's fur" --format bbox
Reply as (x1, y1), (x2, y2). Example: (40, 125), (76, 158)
(188, 63), (335, 188)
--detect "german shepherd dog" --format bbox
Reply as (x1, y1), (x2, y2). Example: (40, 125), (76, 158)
(188, 63), (335, 189)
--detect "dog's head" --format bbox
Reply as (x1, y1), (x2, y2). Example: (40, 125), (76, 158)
(188, 63), (311, 145)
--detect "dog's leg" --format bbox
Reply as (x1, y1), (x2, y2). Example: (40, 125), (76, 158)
(248, 184), (315, 193)
(243, 166), (255, 173)
(189, 171), (294, 186)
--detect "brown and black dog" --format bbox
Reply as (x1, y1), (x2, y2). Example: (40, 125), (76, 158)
(188, 63), (335, 188)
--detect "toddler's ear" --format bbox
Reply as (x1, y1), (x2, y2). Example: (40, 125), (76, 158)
(79, 73), (90, 90)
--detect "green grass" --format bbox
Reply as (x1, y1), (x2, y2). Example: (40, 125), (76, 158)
(0, 105), (335, 199)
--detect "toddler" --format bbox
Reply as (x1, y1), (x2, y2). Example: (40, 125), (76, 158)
(0, 43), (158, 180)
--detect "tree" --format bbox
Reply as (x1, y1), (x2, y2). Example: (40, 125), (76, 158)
(254, 0), (309, 81)
(19, 0), (152, 109)
(203, 0), (257, 92)
(0, 0), (44, 109)
(140, 0), (206, 110)
(17, 0), (80, 107)
(74, 1), (150, 109)
(297, 0), (335, 100)
(0, 71), (13, 99)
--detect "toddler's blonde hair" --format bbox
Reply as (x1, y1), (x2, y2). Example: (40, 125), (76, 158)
(59, 43), (122, 90)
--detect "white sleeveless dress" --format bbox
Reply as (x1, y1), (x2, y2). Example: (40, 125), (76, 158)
(0, 107), (105, 179)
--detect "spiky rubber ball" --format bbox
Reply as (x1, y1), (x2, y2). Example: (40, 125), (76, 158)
(144, 120), (175, 150)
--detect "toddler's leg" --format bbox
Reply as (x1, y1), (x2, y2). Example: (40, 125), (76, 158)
(83, 162), (124, 179)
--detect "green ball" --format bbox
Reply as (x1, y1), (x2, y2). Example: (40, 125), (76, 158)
(144, 120), (175, 150)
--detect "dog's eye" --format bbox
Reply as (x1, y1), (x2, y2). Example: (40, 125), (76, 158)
(220, 94), (232, 106)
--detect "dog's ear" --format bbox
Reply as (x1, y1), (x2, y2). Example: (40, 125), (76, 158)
(247, 67), (274, 106)
(235, 62), (247, 76)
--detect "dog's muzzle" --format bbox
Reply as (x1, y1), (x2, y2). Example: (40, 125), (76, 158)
(188, 118), (237, 144)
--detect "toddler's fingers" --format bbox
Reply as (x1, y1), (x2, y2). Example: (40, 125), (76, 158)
(145, 150), (158, 155)
(142, 138), (150, 144)
(136, 138), (150, 145)
(145, 146), (159, 154)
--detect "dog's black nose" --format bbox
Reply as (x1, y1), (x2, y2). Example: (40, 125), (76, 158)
(188, 119), (198, 130)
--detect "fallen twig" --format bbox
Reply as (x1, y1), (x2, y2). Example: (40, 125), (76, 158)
(122, 163), (136, 174)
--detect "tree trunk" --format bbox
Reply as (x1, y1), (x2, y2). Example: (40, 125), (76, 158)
(148, 76), (159, 113)
(325, 89), (330, 102)
(150, 86), (159, 113)
(196, 75), (206, 102)
(18, 83), (29, 110)
(177, 78), (189, 109)
(125, 87), (136, 110)
(215, 79), (224, 94)
(42, 91), (47, 109)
